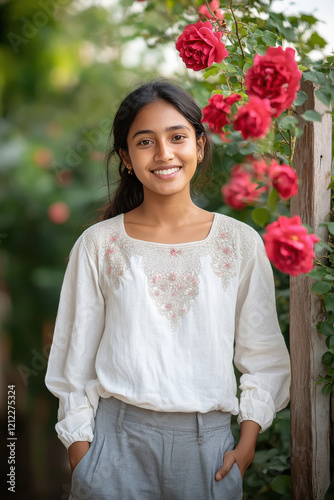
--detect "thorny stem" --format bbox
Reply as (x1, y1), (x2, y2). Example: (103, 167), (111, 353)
(226, 77), (233, 92)
(290, 135), (297, 163)
(278, 129), (289, 144)
(229, 0), (245, 59)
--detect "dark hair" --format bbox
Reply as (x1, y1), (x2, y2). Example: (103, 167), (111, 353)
(102, 78), (213, 220)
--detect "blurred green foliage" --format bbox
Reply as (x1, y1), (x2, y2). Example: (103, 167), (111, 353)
(0, 0), (332, 498)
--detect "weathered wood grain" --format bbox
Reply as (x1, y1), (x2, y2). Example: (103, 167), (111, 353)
(290, 79), (332, 499)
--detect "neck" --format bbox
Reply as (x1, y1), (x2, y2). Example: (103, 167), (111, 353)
(137, 189), (201, 227)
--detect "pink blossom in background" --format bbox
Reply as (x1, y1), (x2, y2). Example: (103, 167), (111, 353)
(198, 0), (224, 22)
(48, 202), (70, 224)
(33, 148), (54, 169)
(221, 165), (266, 210)
(245, 156), (270, 182)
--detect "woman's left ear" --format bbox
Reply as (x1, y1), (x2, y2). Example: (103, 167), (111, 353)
(197, 136), (206, 162)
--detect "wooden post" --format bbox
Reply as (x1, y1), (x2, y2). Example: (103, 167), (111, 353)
(290, 79), (332, 499)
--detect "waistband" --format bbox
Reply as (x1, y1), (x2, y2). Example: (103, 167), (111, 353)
(98, 396), (231, 444)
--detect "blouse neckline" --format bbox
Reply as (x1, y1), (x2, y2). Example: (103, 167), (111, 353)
(120, 212), (218, 247)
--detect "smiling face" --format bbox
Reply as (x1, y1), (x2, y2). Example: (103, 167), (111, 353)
(119, 99), (205, 199)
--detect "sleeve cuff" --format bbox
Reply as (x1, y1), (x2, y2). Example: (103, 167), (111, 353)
(237, 386), (277, 433)
(55, 406), (95, 449)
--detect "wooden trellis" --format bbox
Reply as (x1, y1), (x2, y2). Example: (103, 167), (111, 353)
(290, 79), (332, 499)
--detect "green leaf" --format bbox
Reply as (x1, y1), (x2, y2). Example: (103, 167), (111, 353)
(315, 241), (333, 253)
(270, 475), (291, 495)
(325, 293), (334, 313)
(329, 336), (334, 349)
(303, 71), (327, 85)
(293, 91), (307, 106)
(243, 62), (253, 72)
(308, 32), (327, 49)
(217, 61), (237, 73)
(294, 127), (304, 138)
(320, 222), (334, 236)
(307, 268), (328, 279)
(315, 89), (332, 107)
(301, 110), (322, 122)
(255, 44), (267, 55)
(278, 115), (299, 128)
(261, 35), (276, 47)
(268, 188), (278, 212)
(311, 281), (332, 294)
(300, 14), (318, 25)
(203, 67), (220, 79)
(316, 321), (334, 336)
(322, 351), (334, 365)
(251, 207), (271, 227)
(321, 383), (333, 396)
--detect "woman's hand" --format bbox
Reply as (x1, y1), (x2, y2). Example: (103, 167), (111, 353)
(68, 441), (90, 474)
(215, 420), (261, 481)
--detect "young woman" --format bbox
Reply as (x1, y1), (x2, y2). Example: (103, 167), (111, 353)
(45, 79), (290, 500)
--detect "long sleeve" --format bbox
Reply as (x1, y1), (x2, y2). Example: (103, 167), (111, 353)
(234, 231), (290, 432)
(45, 233), (105, 449)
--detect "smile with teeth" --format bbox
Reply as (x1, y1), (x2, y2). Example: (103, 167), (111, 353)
(153, 167), (181, 176)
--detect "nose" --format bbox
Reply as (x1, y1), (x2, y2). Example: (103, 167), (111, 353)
(153, 139), (174, 163)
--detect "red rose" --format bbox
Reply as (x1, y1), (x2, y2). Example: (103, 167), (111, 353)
(263, 215), (319, 276)
(221, 166), (264, 210)
(245, 46), (302, 118)
(233, 97), (272, 139)
(268, 161), (298, 199)
(198, 0), (224, 22)
(175, 20), (228, 71)
(201, 93), (241, 134)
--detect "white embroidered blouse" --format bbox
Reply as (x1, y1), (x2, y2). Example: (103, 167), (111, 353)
(45, 212), (290, 449)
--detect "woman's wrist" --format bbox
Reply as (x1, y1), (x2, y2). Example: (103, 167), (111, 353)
(234, 420), (261, 469)
(68, 441), (90, 472)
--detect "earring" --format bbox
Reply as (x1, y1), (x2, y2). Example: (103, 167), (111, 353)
(198, 155), (203, 164)
(127, 165), (133, 175)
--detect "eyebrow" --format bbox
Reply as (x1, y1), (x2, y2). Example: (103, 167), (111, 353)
(132, 125), (191, 140)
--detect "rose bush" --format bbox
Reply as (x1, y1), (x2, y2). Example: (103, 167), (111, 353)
(201, 93), (241, 137)
(263, 216), (319, 276)
(269, 161), (298, 199)
(233, 96), (272, 139)
(173, 4), (320, 279)
(245, 46), (302, 118)
(175, 20), (228, 71)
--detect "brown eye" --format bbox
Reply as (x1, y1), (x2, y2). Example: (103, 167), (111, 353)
(138, 139), (153, 146)
(172, 135), (186, 141)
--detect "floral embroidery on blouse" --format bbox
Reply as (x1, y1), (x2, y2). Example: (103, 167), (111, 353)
(103, 233), (133, 289)
(84, 214), (255, 331)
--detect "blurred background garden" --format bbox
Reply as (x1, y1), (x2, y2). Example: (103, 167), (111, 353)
(0, 0), (333, 498)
